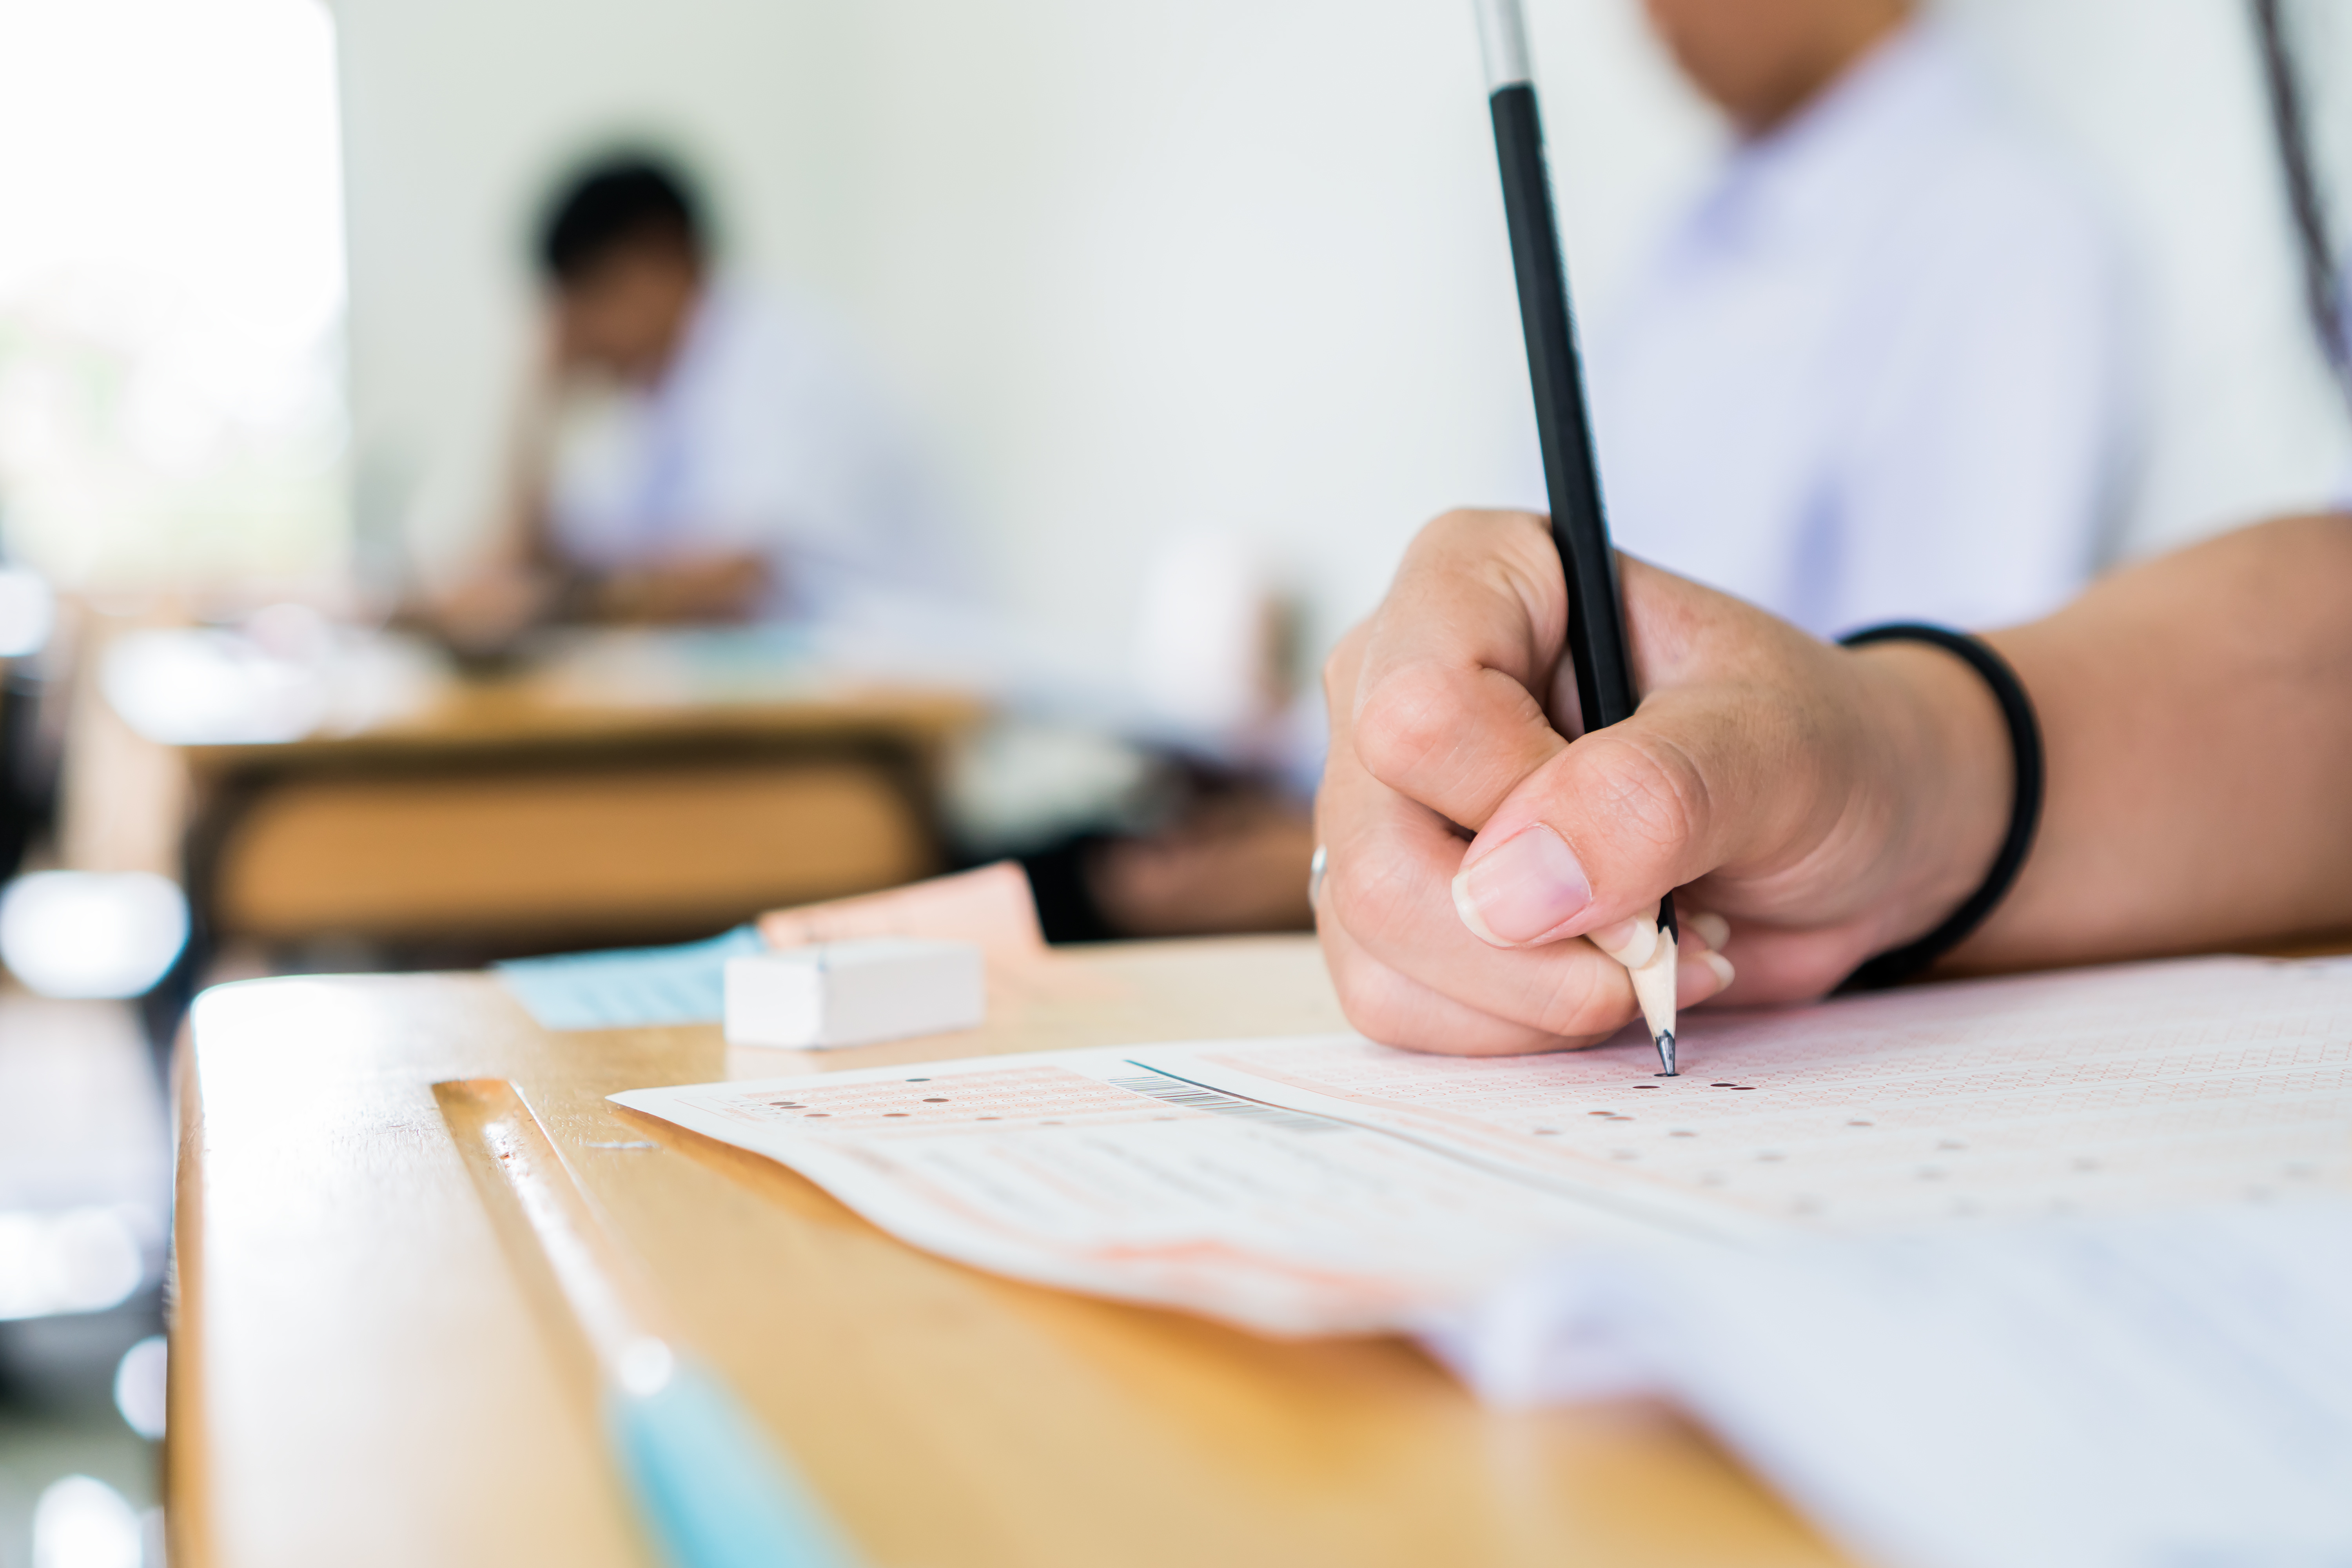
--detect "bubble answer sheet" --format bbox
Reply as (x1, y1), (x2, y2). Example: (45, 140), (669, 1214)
(610, 955), (2352, 1337)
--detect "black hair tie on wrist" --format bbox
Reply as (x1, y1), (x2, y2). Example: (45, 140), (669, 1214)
(1834, 622), (2044, 992)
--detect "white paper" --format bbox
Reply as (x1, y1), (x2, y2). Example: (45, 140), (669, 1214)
(611, 955), (2352, 1565)
(615, 1043), (1694, 1334)
(1152, 956), (2352, 1234)
(1427, 1205), (2352, 1568)
(614, 956), (2352, 1332)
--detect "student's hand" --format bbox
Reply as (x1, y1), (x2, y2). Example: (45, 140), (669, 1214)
(587, 552), (772, 624)
(1314, 509), (2012, 1056)
(431, 563), (563, 662)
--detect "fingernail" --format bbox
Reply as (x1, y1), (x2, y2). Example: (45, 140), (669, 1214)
(1588, 916), (1659, 968)
(1689, 911), (1731, 952)
(1677, 949), (1735, 1005)
(1451, 824), (1592, 946)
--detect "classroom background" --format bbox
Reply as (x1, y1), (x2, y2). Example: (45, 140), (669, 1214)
(1, 0), (2349, 1562)
(6, 0), (2349, 655)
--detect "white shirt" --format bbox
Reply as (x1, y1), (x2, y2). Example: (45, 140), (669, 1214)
(1584, 22), (2131, 638)
(547, 279), (966, 624)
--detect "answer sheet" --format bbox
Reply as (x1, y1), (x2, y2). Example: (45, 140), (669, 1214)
(1428, 1205), (2352, 1568)
(612, 956), (2352, 1334)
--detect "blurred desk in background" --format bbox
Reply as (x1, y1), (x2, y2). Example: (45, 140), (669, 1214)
(170, 934), (1845, 1568)
(83, 626), (984, 953)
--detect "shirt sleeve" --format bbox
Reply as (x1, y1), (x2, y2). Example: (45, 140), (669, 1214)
(668, 293), (971, 619)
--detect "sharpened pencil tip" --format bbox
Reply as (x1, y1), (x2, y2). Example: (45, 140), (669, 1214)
(1654, 1030), (1677, 1077)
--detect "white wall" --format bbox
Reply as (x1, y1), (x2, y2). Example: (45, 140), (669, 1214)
(335, 0), (2352, 673)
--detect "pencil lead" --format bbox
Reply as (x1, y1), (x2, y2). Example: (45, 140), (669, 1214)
(1654, 1029), (1677, 1077)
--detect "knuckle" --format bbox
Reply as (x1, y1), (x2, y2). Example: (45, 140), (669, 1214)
(1351, 661), (1463, 788)
(1419, 507), (1487, 547)
(1318, 934), (1417, 1047)
(1334, 983), (1413, 1050)
(1405, 510), (1553, 613)
(1579, 728), (1712, 862)
(1320, 841), (1412, 952)
(1321, 621), (1370, 709)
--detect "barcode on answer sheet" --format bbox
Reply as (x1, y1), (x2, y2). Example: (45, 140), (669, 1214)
(1104, 1072), (1346, 1134)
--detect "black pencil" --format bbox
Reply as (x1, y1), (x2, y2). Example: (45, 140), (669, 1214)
(1474, 0), (1680, 1074)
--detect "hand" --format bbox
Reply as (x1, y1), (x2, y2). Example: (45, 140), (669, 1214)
(586, 552), (773, 624)
(1084, 783), (1317, 938)
(1314, 510), (2009, 1056)
(430, 563), (563, 661)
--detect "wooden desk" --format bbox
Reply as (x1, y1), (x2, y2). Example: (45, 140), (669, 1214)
(78, 628), (984, 951)
(171, 935), (1845, 1568)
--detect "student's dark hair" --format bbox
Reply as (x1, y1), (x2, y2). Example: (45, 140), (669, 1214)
(2250, 0), (2350, 412)
(537, 154), (706, 282)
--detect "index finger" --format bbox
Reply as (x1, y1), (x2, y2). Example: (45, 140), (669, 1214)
(1349, 509), (1574, 834)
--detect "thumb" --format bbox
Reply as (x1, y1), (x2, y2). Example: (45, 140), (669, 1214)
(1448, 626), (1862, 953)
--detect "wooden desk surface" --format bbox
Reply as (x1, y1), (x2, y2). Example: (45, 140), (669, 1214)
(178, 664), (985, 772)
(173, 936), (1845, 1568)
(98, 634), (989, 945)
(71, 626), (986, 878)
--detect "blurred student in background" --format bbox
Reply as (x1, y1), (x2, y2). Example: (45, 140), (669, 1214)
(435, 154), (961, 653)
(430, 151), (1314, 939)
(1586, 0), (2133, 637)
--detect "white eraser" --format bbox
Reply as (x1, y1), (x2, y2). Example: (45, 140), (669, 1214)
(724, 938), (985, 1049)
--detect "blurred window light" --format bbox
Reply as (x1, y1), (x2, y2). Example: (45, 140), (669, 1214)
(0, 1206), (147, 1319)
(31, 1475), (143, 1568)
(114, 1334), (169, 1440)
(0, 565), (53, 656)
(0, 871), (188, 999)
(0, 0), (347, 594)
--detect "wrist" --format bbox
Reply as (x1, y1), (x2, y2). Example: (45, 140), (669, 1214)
(1851, 639), (2014, 962)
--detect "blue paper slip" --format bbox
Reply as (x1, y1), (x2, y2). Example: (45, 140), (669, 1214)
(495, 927), (767, 1031)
